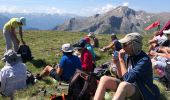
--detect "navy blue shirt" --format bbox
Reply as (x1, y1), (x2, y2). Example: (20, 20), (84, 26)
(123, 51), (160, 100)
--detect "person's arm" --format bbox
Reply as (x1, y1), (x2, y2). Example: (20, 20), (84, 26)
(148, 38), (157, 44)
(103, 42), (114, 51)
(0, 70), (7, 93)
(19, 26), (25, 44)
(56, 67), (63, 76)
(11, 27), (20, 44)
(118, 49), (128, 76)
(150, 50), (170, 58)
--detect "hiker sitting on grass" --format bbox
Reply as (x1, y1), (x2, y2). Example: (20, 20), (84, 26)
(36, 43), (82, 83)
(0, 49), (27, 97)
(94, 33), (160, 100)
(148, 31), (167, 52)
(84, 37), (96, 62)
(74, 39), (94, 73)
(87, 32), (99, 48)
(100, 33), (122, 52)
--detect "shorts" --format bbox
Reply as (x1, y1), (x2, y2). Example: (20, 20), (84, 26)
(49, 69), (60, 81)
(127, 84), (142, 100)
(116, 80), (143, 100)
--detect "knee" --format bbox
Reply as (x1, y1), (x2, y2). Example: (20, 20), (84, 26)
(100, 76), (108, 82)
(44, 65), (53, 72)
(118, 81), (129, 90)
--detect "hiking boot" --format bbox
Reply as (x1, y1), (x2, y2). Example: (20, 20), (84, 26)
(35, 74), (42, 80)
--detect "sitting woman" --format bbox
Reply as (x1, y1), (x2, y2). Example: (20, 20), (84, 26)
(150, 50), (170, 78)
(0, 49), (27, 97)
(36, 43), (82, 83)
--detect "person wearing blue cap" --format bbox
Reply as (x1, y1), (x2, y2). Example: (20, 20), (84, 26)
(3, 17), (26, 52)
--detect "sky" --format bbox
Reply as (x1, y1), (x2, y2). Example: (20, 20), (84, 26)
(0, 0), (169, 16)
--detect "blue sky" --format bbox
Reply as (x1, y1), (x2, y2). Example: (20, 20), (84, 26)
(0, 0), (169, 16)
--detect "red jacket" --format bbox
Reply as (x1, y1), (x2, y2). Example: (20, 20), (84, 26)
(81, 48), (93, 72)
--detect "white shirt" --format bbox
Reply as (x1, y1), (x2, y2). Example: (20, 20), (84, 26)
(154, 35), (167, 45)
(0, 62), (27, 97)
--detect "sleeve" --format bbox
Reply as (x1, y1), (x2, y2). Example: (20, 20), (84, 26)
(82, 53), (91, 70)
(0, 70), (7, 92)
(59, 56), (66, 69)
(123, 57), (152, 83)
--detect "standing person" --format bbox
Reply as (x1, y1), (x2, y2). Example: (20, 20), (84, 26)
(94, 33), (160, 100)
(100, 33), (122, 52)
(87, 32), (99, 48)
(3, 17), (26, 52)
(36, 43), (82, 83)
(0, 49), (27, 97)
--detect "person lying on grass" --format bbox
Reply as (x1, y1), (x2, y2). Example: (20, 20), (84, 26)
(36, 43), (82, 83)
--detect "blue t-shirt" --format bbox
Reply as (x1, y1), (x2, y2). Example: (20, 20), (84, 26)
(59, 54), (82, 81)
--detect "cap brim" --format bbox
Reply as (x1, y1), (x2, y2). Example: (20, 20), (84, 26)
(87, 34), (91, 36)
(119, 38), (130, 44)
(1, 57), (5, 61)
(62, 50), (73, 52)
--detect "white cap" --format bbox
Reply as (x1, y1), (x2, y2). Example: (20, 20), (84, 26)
(61, 43), (73, 52)
(163, 29), (170, 35)
(19, 17), (26, 25)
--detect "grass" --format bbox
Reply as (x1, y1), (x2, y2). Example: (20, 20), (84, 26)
(0, 30), (170, 100)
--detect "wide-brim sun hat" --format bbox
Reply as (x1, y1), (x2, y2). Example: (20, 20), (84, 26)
(1, 49), (21, 65)
(119, 32), (143, 44)
(61, 43), (73, 52)
(163, 29), (170, 35)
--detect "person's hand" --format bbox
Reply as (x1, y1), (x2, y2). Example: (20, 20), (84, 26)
(150, 50), (157, 56)
(118, 49), (126, 60)
(112, 55), (119, 64)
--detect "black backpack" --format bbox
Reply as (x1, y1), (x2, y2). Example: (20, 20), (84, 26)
(17, 45), (33, 63)
(26, 70), (36, 85)
(67, 69), (98, 100)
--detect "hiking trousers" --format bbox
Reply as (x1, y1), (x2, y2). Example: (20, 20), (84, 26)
(3, 29), (19, 52)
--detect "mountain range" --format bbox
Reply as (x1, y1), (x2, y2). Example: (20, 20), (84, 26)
(0, 13), (81, 30)
(54, 6), (170, 34)
(1, 6), (170, 34)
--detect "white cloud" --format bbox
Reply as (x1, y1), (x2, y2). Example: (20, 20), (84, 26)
(81, 4), (115, 16)
(0, 5), (64, 14)
(122, 2), (129, 6)
(100, 4), (115, 13)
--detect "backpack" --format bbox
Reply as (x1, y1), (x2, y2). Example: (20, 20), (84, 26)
(26, 70), (35, 85)
(67, 69), (98, 100)
(17, 44), (33, 63)
(93, 61), (117, 80)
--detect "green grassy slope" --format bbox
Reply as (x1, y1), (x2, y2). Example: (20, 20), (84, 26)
(0, 30), (169, 99)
